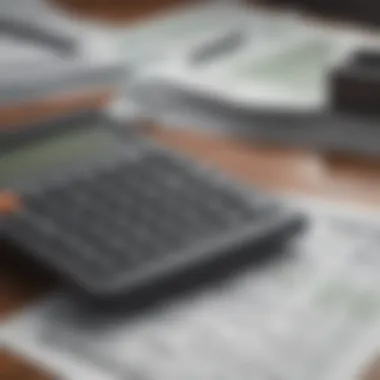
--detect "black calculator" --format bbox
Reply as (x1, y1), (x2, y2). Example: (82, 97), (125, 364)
(1, 111), (304, 298)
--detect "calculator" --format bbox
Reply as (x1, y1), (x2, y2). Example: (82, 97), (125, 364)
(0, 111), (304, 298)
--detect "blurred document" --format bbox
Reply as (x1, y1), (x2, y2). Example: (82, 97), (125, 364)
(130, 18), (367, 115)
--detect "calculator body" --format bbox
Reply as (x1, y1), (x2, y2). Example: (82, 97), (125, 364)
(1, 112), (303, 299)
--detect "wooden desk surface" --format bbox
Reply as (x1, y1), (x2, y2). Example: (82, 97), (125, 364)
(2, 1), (380, 379)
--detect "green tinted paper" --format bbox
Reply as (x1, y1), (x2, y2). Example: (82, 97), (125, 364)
(233, 39), (335, 97)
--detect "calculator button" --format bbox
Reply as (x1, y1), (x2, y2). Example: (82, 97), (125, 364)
(0, 191), (22, 215)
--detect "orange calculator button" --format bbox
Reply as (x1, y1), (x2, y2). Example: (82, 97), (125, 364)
(0, 191), (22, 215)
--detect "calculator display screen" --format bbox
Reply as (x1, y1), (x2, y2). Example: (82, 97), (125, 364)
(0, 128), (123, 186)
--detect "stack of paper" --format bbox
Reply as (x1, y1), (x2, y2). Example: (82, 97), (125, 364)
(0, 0), (125, 107)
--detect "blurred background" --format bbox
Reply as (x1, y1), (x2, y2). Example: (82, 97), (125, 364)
(3, 1), (380, 379)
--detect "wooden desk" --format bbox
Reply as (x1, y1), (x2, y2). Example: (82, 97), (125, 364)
(2, 1), (380, 379)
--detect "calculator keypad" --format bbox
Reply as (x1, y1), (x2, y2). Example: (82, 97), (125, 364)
(5, 151), (267, 284)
